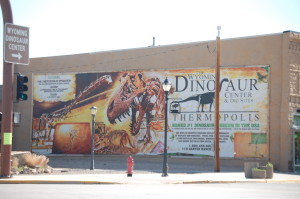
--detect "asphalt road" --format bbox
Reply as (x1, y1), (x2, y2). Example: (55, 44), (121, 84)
(0, 183), (299, 199)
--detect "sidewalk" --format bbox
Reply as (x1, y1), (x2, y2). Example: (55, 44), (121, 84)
(1, 172), (300, 184)
(0, 155), (299, 184)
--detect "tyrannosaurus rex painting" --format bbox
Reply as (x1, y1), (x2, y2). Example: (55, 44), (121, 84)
(107, 72), (165, 144)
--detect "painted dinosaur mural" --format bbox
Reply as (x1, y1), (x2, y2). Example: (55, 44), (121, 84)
(107, 72), (165, 145)
(171, 78), (229, 112)
(32, 66), (269, 158)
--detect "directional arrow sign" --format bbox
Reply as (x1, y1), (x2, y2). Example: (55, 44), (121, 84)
(4, 23), (30, 65)
(12, 53), (23, 60)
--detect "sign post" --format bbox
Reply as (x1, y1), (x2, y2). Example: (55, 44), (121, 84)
(1, 0), (14, 178)
(4, 23), (29, 65)
(1, 0), (29, 178)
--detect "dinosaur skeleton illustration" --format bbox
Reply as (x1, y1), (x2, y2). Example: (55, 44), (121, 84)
(107, 72), (165, 144)
(36, 74), (112, 139)
(94, 130), (137, 154)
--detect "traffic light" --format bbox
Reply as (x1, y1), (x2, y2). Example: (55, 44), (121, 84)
(16, 74), (28, 101)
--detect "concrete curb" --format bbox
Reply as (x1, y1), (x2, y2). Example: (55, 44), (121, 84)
(0, 180), (120, 184)
(183, 179), (300, 184)
(1, 178), (300, 184)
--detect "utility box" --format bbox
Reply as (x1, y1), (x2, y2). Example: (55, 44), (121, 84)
(13, 112), (21, 124)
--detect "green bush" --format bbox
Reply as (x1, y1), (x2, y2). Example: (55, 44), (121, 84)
(266, 162), (273, 167)
(252, 167), (264, 171)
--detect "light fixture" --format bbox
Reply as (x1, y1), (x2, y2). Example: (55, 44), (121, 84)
(90, 106), (97, 116)
(162, 77), (171, 92)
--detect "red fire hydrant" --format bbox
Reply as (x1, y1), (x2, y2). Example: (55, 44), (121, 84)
(127, 155), (134, 177)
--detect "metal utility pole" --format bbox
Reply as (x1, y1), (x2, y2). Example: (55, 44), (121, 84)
(162, 90), (169, 177)
(0, 0), (14, 178)
(162, 77), (171, 177)
(214, 26), (221, 172)
(90, 106), (97, 170)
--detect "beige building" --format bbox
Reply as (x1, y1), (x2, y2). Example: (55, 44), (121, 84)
(11, 31), (300, 171)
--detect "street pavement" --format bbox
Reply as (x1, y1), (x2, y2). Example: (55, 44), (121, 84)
(0, 155), (299, 184)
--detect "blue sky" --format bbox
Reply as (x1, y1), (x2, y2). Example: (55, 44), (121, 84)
(1, 0), (300, 84)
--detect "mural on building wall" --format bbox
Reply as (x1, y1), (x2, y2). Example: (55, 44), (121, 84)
(31, 66), (269, 158)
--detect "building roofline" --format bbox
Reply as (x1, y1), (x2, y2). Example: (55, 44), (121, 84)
(30, 30), (298, 60)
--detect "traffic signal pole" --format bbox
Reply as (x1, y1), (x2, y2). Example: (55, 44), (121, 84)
(0, 0), (14, 178)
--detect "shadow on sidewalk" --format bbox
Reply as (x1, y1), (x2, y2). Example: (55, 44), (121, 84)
(47, 155), (248, 174)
